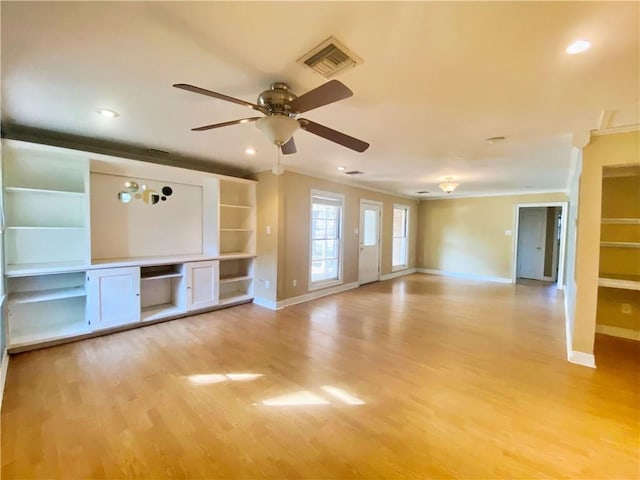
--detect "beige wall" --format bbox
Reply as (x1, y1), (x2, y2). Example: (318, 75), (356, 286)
(417, 192), (568, 279)
(254, 171), (280, 303)
(573, 131), (640, 354)
(254, 170), (419, 302)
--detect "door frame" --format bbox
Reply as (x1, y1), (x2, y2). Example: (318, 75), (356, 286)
(359, 199), (383, 285)
(512, 202), (568, 289)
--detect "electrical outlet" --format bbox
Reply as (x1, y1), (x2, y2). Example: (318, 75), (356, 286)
(621, 303), (632, 315)
(292, 279), (297, 287)
(266, 225), (271, 235)
(264, 280), (270, 289)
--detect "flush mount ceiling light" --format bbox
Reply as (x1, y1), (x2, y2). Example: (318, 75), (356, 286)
(245, 147), (256, 155)
(438, 177), (460, 194)
(97, 108), (119, 118)
(566, 40), (591, 54)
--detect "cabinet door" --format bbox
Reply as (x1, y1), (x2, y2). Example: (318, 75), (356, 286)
(185, 261), (219, 311)
(87, 267), (140, 329)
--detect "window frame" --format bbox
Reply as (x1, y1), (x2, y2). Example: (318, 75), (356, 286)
(309, 189), (345, 291)
(392, 204), (410, 271)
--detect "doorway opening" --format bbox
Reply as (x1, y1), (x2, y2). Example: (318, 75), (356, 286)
(513, 202), (568, 288)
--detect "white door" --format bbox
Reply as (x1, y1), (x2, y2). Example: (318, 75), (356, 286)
(87, 267), (141, 330)
(517, 208), (547, 280)
(185, 260), (219, 311)
(359, 202), (381, 285)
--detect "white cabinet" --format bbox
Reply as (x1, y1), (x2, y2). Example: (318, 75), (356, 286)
(185, 261), (219, 311)
(87, 267), (140, 329)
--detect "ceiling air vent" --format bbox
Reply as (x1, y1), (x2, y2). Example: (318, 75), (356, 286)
(298, 37), (363, 79)
(345, 170), (364, 175)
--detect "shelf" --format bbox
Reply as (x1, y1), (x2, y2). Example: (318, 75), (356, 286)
(220, 203), (251, 209)
(141, 272), (183, 281)
(6, 261), (88, 277)
(6, 226), (85, 230)
(220, 228), (253, 232)
(218, 294), (253, 306)
(600, 241), (640, 248)
(9, 287), (86, 304)
(598, 273), (640, 291)
(219, 275), (252, 284)
(601, 218), (640, 225)
(4, 187), (85, 197)
(10, 323), (90, 348)
(141, 303), (185, 322)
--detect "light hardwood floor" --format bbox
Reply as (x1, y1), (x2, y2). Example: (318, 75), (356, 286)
(2, 274), (639, 479)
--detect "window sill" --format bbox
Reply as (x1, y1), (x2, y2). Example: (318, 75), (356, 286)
(309, 279), (343, 292)
(392, 265), (408, 272)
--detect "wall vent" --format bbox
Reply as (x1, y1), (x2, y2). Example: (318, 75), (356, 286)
(344, 170), (364, 175)
(298, 37), (363, 79)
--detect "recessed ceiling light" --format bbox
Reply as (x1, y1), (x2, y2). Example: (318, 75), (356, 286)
(97, 108), (119, 118)
(245, 147), (256, 155)
(566, 40), (591, 55)
(337, 166), (346, 171)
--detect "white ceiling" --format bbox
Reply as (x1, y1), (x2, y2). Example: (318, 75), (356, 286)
(2, 2), (639, 198)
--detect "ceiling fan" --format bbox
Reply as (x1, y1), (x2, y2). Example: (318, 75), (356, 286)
(173, 80), (369, 154)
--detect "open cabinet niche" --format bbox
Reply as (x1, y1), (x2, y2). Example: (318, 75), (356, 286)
(596, 166), (640, 341)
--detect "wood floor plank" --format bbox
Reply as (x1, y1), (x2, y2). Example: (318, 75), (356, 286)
(2, 274), (638, 479)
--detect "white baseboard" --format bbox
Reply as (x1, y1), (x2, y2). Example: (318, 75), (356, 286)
(0, 349), (9, 411)
(379, 268), (417, 281)
(564, 290), (573, 363)
(596, 324), (640, 341)
(568, 350), (596, 368)
(254, 282), (360, 310)
(252, 297), (278, 310)
(417, 268), (512, 284)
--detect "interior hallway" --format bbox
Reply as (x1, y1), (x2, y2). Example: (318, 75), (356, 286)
(2, 274), (638, 479)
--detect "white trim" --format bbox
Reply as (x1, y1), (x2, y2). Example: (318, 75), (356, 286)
(309, 189), (345, 290)
(417, 268), (511, 284)
(568, 350), (596, 368)
(564, 288), (573, 362)
(421, 189), (567, 201)
(591, 124), (640, 136)
(598, 277), (640, 290)
(0, 349), (8, 411)
(380, 268), (417, 281)
(252, 297), (278, 310)
(596, 324), (640, 341)
(277, 282), (359, 310)
(512, 202), (568, 289)
(275, 167), (418, 201)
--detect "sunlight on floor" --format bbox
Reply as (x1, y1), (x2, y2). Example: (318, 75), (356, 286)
(261, 386), (366, 407)
(321, 385), (366, 405)
(187, 373), (263, 385)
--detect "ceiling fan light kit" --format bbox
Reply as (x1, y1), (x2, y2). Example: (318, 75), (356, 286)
(174, 80), (369, 155)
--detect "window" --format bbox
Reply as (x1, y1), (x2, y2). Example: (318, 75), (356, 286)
(392, 205), (409, 270)
(310, 191), (344, 288)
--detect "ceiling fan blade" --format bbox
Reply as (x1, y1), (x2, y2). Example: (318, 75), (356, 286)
(298, 119), (369, 152)
(281, 137), (297, 155)
(191, 117), (261, 131)
(289, 80), (353, 113)
(174, 83), (263, 112)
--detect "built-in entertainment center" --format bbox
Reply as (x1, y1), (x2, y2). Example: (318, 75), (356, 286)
(2, 139), (256, 352)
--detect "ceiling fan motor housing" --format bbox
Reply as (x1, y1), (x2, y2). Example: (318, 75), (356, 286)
(257, 82), (298, 115)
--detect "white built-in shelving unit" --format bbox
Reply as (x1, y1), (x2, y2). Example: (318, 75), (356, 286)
(3, 144), (90, 275)
(2, 139), (257, 352)
(599, 216), (640, 291)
